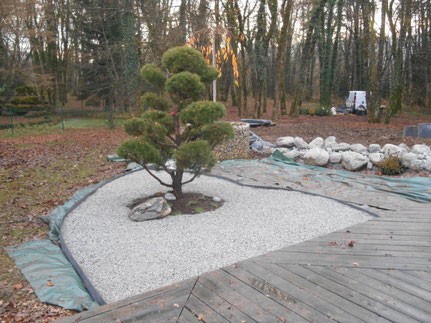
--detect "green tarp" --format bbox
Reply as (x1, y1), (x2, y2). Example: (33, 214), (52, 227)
(4, 182), (106, 311)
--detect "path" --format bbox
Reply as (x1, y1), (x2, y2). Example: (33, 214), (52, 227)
(58, 168), (431, 323)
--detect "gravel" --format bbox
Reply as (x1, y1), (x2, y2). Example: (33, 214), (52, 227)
(62, 170), (372, 303)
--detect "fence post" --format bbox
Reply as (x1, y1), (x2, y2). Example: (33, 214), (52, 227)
(60, 103), (65, 133)
(9, 107), (14, 137)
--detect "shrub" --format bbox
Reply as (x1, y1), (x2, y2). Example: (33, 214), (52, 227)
(379, 155), (404, 175)
(118, 46), (233, 199)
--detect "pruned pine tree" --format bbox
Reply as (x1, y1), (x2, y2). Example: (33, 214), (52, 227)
(118, 46), (234, 198)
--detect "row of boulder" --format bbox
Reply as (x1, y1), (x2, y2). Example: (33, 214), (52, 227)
(271, 136), (431, 172)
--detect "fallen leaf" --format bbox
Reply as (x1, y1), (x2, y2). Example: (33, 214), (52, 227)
(197, 314), (204, 320)
(46, 280), (54, 287)
(174, 303), (179, 307)
(352, 262), (359, 266)
(13, 283), (23, 290)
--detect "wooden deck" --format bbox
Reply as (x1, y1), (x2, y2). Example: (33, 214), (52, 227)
(59, 202), (431, 323)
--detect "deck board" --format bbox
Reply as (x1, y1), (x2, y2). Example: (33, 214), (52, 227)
(57, 186), (431, 323)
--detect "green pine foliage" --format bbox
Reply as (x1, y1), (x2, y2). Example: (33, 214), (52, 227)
(118, 46), (234, 198)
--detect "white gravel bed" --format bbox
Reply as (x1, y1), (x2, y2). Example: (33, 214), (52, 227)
(62, 170), (372, 303)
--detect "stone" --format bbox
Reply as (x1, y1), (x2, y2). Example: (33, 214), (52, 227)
(212, 196), (221, 202)
(424, 157), (431, 172)
(367, 161), (373, 170)
(400, 153), (424, 171)
(332, 142), (351, 152)
(276, 136), (295, 147)
(350, 143), (368, 154)
(398, 143), (409, 152)
(309, 137), (324, 149)
(324, 136), (337, 148)
(126, 162), (141, 171)
(303, 148), (329, 166)
(294, 137), (309, 149)
(341, 151), (369, 171)
(418, 123), (431, 139)
(411, 144), (431, 155)
(276, 147), (289, 154)
(299, 149), (308, 159)
(164, 193), (176, 201)
(382, 144), (407, 157)
(284, 149), (300, 160)
(128, 197), (171, 221)
(262, 146), (275, 155)
(369, 153), (384, 165)
(404, 125), (418, 138)
(329, 152), (342, 163)
(326, 147), (333, 153)
(368, 144), (381, 154)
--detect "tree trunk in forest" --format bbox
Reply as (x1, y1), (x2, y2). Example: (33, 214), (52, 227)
(290, 0), (327, 117)
(273, 0), (293, 120)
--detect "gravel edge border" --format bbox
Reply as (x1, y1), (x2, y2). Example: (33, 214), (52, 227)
(59, 168), (378, 306)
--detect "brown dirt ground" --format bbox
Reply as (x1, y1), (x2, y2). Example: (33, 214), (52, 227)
(222, 98), (431, 148)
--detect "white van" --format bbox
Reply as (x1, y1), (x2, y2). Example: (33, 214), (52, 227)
(346, 91), (367, 115)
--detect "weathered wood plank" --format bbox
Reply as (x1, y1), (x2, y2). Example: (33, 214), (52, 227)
(184, 294), (230, 323)
(57, 279), (194, 322)
(348, 268), (431, 303)
(380, 270), (431, 292)
(199, 269), (307, 322)
(401, 270), (431, 283)
(308, 266), (430, 322)
(222, 265), (332, 322)
(177, 308), (201, 322)
(257, 251), (431, 270)
(236, 260), (363, 322)
(261, 263), (391, 323)
(192, 281), (258, 322)
(274, 246), (431, 259)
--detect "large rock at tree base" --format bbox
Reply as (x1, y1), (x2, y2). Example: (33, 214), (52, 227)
(128, 197), (171, 221)
(303, 148), (329, 166)
(309, 137), (324, 149)
(369, 153), (384, 165)
(276, 136), (295, 147)
(329, 152), (342, 164)
(350, 143), (368, 155)
(332, 142), (351, 152)
(294, 137), (309, 149)
(400, 153), (424, 171)
(382, 144), (407, 157)
(324, 136), (337, 148)
(341, 151), (369, 171)
(368, 144), (381, 154)
(411, 144), (431, 155)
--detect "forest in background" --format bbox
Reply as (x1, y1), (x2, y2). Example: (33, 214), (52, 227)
(0, 0), (430, 123)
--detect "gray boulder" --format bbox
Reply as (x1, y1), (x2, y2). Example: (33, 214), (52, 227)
(128, 197), (171, 221)
(299, 149), (308, 159)
(329, 152), (342, 164)
(341, 151), (369, 171)
(382, 144), (407, 157)
(284, 149), (300, 160)
(309, 137), (324, 149)
(411, 144), (431, 155)
(424, 157), (431, 172)
(368, 144), (381, 154)
(303, 148), (329, 166)
(164, 193), (176, 201)
(332, 142), (351, 152)
(400, 153), (424, 171)
(398, 143), (409, 152)
(212, 196), (221, 202)
(351, 143), (368, 155)
(324, 136), (337, 148)
(369, 153), (384, 165)
(367, 161), (373, 170)
(276, 136), (295, 147)
(276, 147), (290, 154)
(294, 137), (309, 149)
